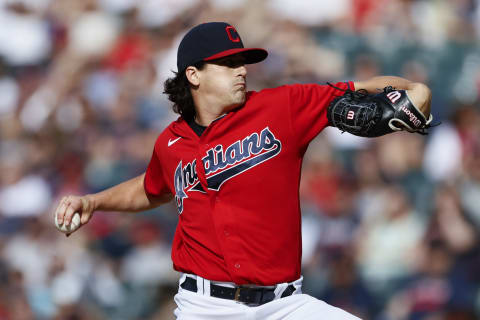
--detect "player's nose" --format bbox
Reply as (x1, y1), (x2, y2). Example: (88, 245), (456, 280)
(237, 65), (247, 77)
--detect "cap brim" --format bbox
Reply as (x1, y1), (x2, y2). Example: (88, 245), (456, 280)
(203, 48), (268, 64)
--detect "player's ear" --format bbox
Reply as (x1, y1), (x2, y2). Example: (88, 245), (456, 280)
(185, 66), (200, 87)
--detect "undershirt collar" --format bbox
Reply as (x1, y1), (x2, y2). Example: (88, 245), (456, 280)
(187, 118), (207, 137)
(187, 113), (228, 137)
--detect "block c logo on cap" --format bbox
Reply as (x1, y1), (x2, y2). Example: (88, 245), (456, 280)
(225, 26), (240, 42)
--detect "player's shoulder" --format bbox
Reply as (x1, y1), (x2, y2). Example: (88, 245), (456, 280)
(247, 83), (338, 99)
(279, 82), (354, 97)
(244, 85), (324, 110)
(248, 84), (296, 96)
(153, 117), (191, 151)
(245, 85), (299, 102)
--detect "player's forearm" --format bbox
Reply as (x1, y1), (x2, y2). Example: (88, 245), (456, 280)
(87, 173), (172, 213)
(354, 76), (432, 116)
(354, 76), (417, 92)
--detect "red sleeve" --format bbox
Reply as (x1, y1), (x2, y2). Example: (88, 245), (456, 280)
(144, 146), (170, 197)
(288, 81), (354, 148)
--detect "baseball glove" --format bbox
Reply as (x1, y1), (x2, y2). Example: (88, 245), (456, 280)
(327, 85), (434, 137)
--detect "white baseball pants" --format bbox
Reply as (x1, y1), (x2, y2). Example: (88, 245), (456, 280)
(173, 274), (361, 320)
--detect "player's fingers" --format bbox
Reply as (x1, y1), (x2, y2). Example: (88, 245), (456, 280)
(60, 196), (75, 223)
(67, 203), (91, 237)
(63, 203), (77, 226)
(80, 211), (92, 225)
(55, 197), (68, 225)
(78, 196), (93, 225)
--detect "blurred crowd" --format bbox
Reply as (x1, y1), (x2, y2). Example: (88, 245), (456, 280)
(0, 0), (479, 319)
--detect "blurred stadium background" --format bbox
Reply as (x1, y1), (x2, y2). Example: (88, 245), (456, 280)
(0, 0), (480, 319)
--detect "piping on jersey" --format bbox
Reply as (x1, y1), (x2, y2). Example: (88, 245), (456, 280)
(174, 127), (282, 214)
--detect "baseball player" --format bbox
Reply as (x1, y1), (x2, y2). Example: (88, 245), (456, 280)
(55, 22), (433, 319)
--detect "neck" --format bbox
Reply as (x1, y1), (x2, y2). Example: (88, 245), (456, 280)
(194, 109), (226, 126)
(192, 95), (234, 127)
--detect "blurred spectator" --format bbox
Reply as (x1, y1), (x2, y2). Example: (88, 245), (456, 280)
(356, 186), (426, 300)
(384, 240), (458, 320)
(0, 142), (52, 217)
(320, 250), (375, 319)
(383, 184), (479, 319)
(0, 3), (51, 66)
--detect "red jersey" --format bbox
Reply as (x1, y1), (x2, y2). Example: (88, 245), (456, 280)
(144, 81), (354, 285)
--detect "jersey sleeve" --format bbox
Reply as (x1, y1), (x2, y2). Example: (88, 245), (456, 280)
(287, 81), (354, 148)
(144, 145), (170, 197)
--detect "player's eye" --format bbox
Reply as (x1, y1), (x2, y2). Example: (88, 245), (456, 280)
(229, 59), (242, 67)
(215, 57), (245, 68)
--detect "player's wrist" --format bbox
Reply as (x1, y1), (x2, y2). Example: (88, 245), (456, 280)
(83, 194), (97, 213)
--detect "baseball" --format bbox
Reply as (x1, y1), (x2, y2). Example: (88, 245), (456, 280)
(55, 212), (81, 234)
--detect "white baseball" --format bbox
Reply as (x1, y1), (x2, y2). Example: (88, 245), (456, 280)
(55, 212), (81, 234)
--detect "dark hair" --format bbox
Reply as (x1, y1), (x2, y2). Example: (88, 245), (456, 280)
(163, 62), (205, 122)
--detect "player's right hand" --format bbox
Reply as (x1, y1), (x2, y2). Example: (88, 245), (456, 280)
(54, 195), (95, 235)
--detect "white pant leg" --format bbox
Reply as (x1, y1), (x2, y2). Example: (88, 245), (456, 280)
(254, 294), (362, 320)
(174, 288), (254, 320)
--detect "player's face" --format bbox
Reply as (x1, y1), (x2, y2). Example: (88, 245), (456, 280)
(198, 54), (247, 112)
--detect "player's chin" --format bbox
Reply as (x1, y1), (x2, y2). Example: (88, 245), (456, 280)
(225, 96), (243, 109)
(233, 89), (246, 102)
(226, 95), (246, 112)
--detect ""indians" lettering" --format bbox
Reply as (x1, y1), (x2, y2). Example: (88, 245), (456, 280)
(173, 127), (282, 214)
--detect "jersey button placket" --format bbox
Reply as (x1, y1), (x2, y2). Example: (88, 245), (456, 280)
(234, 263), (241, 269)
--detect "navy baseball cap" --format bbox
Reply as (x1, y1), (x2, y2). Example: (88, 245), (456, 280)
(177, 22), (268, 72)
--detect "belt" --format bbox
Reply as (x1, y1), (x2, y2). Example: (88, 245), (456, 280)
(180, 276), (296, 305)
